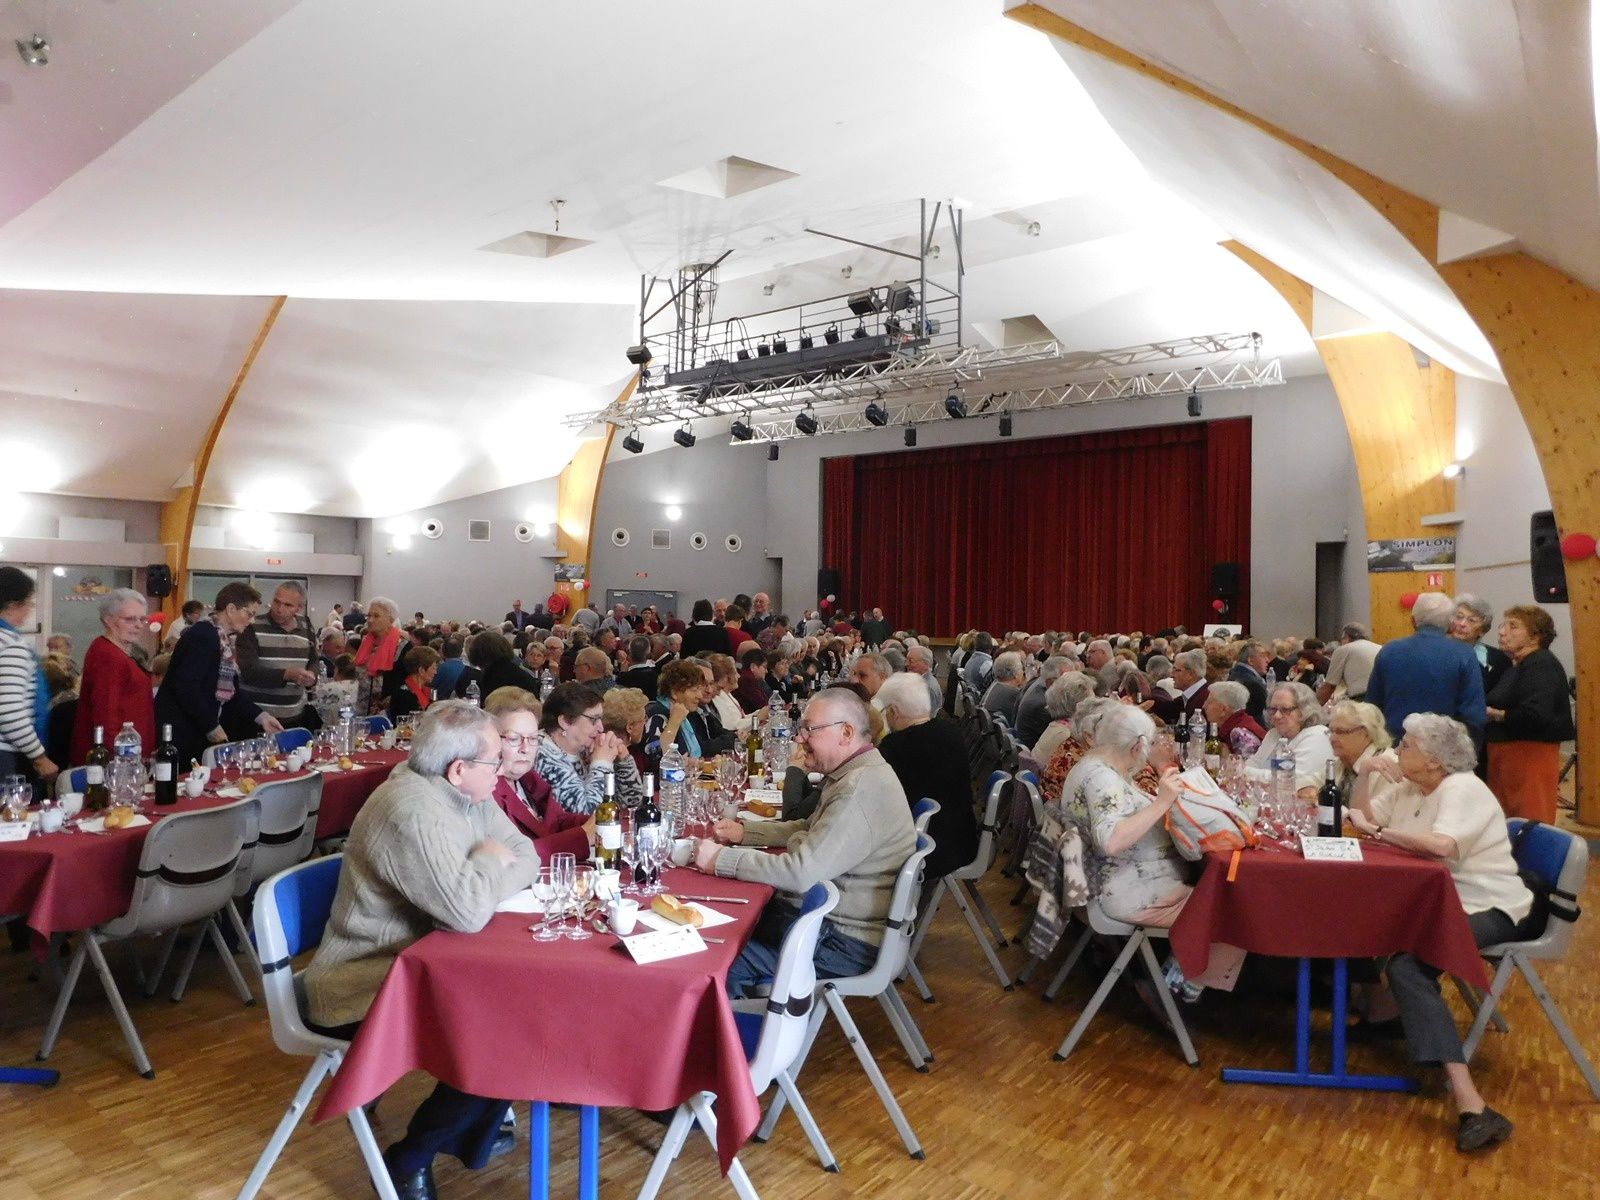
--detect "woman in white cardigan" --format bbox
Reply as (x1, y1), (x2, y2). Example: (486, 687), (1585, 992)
(1245, 681), (1335, 801)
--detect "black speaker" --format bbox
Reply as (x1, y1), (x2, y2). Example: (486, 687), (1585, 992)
(146, 563), (173, 599)
(1210, 562), (1241, 598)
(1530, 511), (1569, 603)
(818, 567), (842, 601)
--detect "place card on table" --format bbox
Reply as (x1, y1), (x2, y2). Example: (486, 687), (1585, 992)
(1300, 836), (1365, 862)
(619, 924), (707, 964)
(0, 821), (30, 842)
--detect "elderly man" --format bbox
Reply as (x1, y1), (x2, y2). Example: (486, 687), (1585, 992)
(1014, 655), (1069, 746)
(505, 600), (532, 632)
(1228, 640), (1272, 724)
(304, 701), (538, 1200)
(1202, 680), (1267, 757)
(745, 592), (774, 637)
(1082, 639), (1113, 674)
(235, 582), (320, 732)
(860, 606), (892, 648)
(849, 651), (892, 700)
(573, 645), (615, 693)
(572, 603), (601, 634)
(962, 632), (995, 692)
(980, 651), (1026, 726)
(905, 643), (943, 714)
(697, 687), (916, 998)
(1319, 621), (1381, 704)
(1366, 592), (1487, 738)
(600, 603), (632, 639)
(1150, 647), (1211, 725)
(616, 634), (659, 697)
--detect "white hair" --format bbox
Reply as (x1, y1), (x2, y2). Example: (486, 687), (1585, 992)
(1410, 592), (1454, 631)
(99, 587), (147, 622)
(409, 700), (497, 777)
(1401, 712), (1476, 775)
(1045, 671), (1097, 720)
(1095, 704), (1157, 753)
(1271, 681), (1325, 726)
(365, 596), (400, 621)
(1208, 681), (1249, 715)
(873, 672), (932, 721)
(906, 644), (934, 667)
(1174, 648), (1206, 677)
(1071, 697), (1120, 745)
(992, 651), (1024, 683)
(1038, 656), (1071, 685)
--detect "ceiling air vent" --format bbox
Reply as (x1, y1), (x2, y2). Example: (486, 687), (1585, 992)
(421, 518), (444, 540)
(651, 528), (672, 550)
(467, 520), (491, 542)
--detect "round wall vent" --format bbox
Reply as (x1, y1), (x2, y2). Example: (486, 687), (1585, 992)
(421, 518), (444, 540)
(610, 527), (631, 547)
(725, 534), (743, 553)
(689, 532), (708, 551)
(513, 522), (535, 543)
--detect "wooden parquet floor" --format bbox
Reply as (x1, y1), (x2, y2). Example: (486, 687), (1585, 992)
(3, 864), (1599, 1200)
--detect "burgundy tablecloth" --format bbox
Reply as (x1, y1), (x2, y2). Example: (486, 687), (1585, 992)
(1171, 842), (1490, 989)
(316, 869), (775, 1172)
(311, 750), (407, 837)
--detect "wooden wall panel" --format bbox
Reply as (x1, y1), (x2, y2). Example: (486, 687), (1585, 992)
(551, 373), (633, 610)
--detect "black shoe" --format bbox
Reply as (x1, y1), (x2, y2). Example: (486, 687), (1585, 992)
(1346, 1016), (1405, 1043)
(485, 1126), (516, 1162)
(1456, 1107), (1513, 1152)
(380, 1149), (437, 1200)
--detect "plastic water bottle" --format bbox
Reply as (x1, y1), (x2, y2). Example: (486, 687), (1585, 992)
(465, 678), (481, 707)
(337, 705), (356, 756)
(1265, 666), (1277, 685)
(1270, 736), (1298, 825)
(113, 720), (142, 765)
(1187, 709), (1207, 767)
(659, 744), (687, 824)
(540, 667), (557, 700)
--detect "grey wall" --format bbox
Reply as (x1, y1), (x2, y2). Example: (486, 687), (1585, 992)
(590, 433), (779, 615)
(358, 475), (563, 623)
(766, 373), (1363, 638)
(192, 504), (362, 623)
(4, 493), (163, 542)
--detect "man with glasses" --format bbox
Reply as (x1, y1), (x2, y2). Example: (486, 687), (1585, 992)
(304, 700), (538, 1200)
(693, 687), (916, 999)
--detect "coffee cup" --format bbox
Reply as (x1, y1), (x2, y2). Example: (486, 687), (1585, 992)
(184, 774), (207, 798)
(671, 837), (695, 868)
(380, 730), (397, 750)
(594, 868), (621, 901)
(608, 897), (639, 935)
(37, 805), (64, 834)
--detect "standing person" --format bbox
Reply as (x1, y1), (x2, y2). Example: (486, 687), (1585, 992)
(505, 600), (532, 632)
(679, 599), (732, 658)
(236, 581), (320, 730)
(1365, 592), (1487, 740)
(1318, 622), (1382, 704)
(1484, 605), (1574, 823)
(71, 588), (156, 765)
(165, 598), (207, 649)
(1451, 595), (1512, 699)
(303, 701), (539, 1198)
(1227, 640), (1272, 725)
(860, 607), (892, 649)
(156, 582), (285, 769)
(744, 592), (774, 638)
(0, 566), (58, 791)
(353, 597), (414, 713)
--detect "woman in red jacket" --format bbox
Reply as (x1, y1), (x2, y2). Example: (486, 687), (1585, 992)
(483, 687), (592, 860)
(71, 588), (156, 765)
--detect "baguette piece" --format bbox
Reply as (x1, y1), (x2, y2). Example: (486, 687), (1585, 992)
(650, 895), (704, 927)
(744, 799), (780, 818)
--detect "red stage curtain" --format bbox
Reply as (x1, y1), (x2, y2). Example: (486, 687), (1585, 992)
(819, 418), (1251, 635)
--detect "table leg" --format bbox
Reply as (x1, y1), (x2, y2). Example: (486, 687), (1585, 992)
(578, 1104), (600, 1200)
(528, 1101), (549, 1200)
(1221, 958), (1417, 1093)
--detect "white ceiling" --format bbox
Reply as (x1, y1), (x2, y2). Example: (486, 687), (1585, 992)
(9, 0), (1571, 514)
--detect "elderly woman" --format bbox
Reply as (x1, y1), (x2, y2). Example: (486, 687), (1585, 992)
(1059, 705), (1244, 999)
(1325, 699), (1391, 808)
(533, 682), (626, 816)
(1245, 682), (1334, 800)
(521, 640), (548, 675)
(353, 596), (414, 713)
(705, 653), (756, 735)
(1144, 654), (1176, 696)
(1041, 696), (1121, 805)
(1032, 671), (1099, 765)
(389, 647), (440, 723)
(70, 587), (156, 765)
(1452, 594), (1512, 699)
(1201, 680), (1266, 758)
(600, 685), (648, 803)
(1347, 713), (1528, 1152)
(643, 658), (715, 762)
(1484, 605), (1574, 822)
(483, 686), (593, 858)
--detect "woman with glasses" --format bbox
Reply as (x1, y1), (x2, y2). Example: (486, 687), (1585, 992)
(1325, 699), (1392, 808)
(70, 586), (156, 765)
(484, 686), (593, 858)
(1483, 604), (1574, 823)
(533, 681), (625, 816)
(642, 659), (715, 763)
(1244, 682), (1335, 803)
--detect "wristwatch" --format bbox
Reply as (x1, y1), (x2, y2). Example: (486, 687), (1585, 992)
(1373, 825), (1385, 841)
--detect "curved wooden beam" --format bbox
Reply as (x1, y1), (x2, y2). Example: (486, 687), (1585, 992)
(158, 295), (287, 614)
(553, 372), (635, 610)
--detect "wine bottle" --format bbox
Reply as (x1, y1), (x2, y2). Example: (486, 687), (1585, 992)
(1203, 722), (1224, 774)
(1173, 713), (1191, 760)
(594, 771), (621, 867)
(152, 724), (180, 806)
(745, 722), (764, 784)
(84, 725), (111, 812)
(1317, 759), (1342, 838)
(635, 774), (661, 888)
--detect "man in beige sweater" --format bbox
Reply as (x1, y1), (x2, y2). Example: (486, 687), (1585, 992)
(304, 700), (538, 1200)
(695, 687), (916, 999)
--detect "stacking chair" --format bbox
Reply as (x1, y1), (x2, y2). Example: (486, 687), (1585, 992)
(895, 799), (941, 1065)
(169, 774), (323, 995)
(37, 798), (256, 1078)
(54, 766), (91, 798)
(638, 882), (842, 1199)
(756, 833), (936, 1161)
(234, 856), (399, 1200)
(273, 727), (313, 755)
(907, 770), (1014, 996)
(1462, 820), (1600, 1099)
(365, 715), (393, 734)
(1043, 899), (1198, 1067)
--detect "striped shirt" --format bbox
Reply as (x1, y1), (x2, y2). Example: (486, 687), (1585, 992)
(0, 621), (45, 759)
(236, 612), (317, 721)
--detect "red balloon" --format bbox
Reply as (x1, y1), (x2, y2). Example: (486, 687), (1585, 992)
(1559, 531), (1597, 561)
(1400, 592), (1419, 610)
(147, 611), (168, 625)
(1211, 598), (1226, 612)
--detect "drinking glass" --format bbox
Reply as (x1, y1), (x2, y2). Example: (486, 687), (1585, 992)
(634, 826), (663, 896)
(619, 828), (638, 892)
(649, 830), (674, 891)
(568, 865), (595, 940)
(529, 869), (561, 942)
(0, 781), (27, 823)
(550, 852), (577, 938)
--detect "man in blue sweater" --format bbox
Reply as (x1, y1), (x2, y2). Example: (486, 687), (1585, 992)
(1365, 592), (1486, 738)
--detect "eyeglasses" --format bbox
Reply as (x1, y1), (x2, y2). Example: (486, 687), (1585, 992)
(501, 733), (538, 750)
(570, 712), (604, 726)
(459, 757), (501, 769)
(1327, 725), (1365, 736)
(1265, 705), (1298, 715)
(796, 719), (847, 738)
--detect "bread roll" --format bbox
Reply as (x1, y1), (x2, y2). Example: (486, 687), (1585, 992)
(650, 895), (704, 927)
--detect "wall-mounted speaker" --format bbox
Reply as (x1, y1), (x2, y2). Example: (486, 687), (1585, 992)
(421, 518), (444, 540)
(1210, 561), (1242, 598)
(818, 567), (842, 599)
(610, 527), (630, 548)
(146, 564), (173, 599)
(1530, 511), (1569, 603)
(689, 532), (708, 551)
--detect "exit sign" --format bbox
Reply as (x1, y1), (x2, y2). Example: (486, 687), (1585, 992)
(1426, 571), (1444, 587)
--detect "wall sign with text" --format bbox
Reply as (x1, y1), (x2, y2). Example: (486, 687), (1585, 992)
(1366, 537), (1455, 573)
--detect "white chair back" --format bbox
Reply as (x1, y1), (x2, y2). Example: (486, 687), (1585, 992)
(103, 798), (256, 939)
(831, 833), (935, 998)
(950, 769), (1007, 882)
(239, 774), (325, 893)
(747, 881), (839, 1092)
(912, 797), (940, 837)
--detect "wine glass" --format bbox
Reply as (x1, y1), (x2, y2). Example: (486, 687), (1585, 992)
(635, 826), (663, 896)
(529, 869), (561, 942)
(649, 829), (674, 892)
(619, 828), (638, 893)
(568, 865), (595, 940)
(550, 852), (576, 938)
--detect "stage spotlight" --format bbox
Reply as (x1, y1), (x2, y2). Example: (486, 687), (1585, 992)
(799, 333), (814, 350)
(824, 325), (841, 345)
(622, 429), (645, 454)
(736, 347), (751, 361)
(1187, 388), (1203, 418)
(864, 400), (889, 427)
(730, 416), (754, 442)
(848, 289), (882, 316)
(773, 335), (788, 353)
(885, 282), (914, 312)
(768, 443), (780, 462)
(999, 413), (1013, 438)
(904, 427), (917, 447)
(756, 342), (771, 358)
(626, 344), (652, 366)
(795, 407), (819, 436)
(884, 315), (902, 337)
(851, 323), (868, 340)
(944, 392), (968, 419)
(673, 425), (697, 449)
